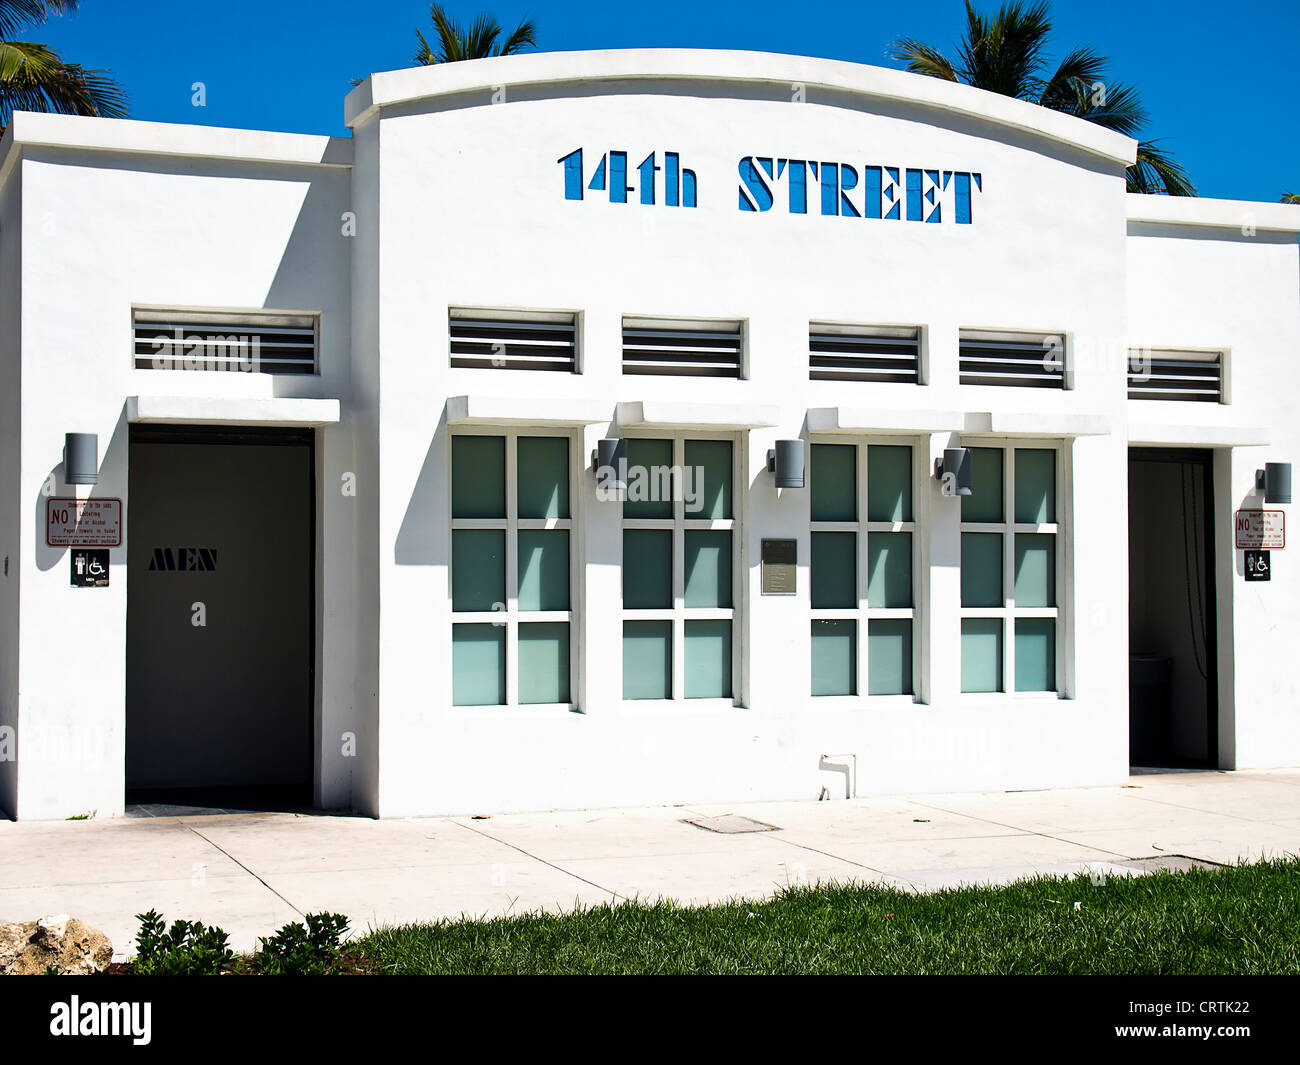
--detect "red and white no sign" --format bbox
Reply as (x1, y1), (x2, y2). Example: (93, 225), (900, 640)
(1234, 509), (1285, 550)
(46, 498), (122, 547)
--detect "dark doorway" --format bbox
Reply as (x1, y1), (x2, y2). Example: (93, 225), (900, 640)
(1127, 448), (1217, 768)
(126, 425), (314, 809)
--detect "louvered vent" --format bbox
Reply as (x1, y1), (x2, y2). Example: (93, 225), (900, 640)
(1127, 349), (1224, 403)
(134, 308), (318, 374)
(810, 325), (921, 384)
(959, 329), (1065, 388)
(449, 310), (577, 372)
(622, 318), (743, 377)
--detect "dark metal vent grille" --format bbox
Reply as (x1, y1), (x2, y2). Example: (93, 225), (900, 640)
(1128, 349), (1223, 403)
(134, 308), (317, 374)
(810, 325), (920, 383)
(959, 330), (1065, 389)
(622, 318), (743, 377)
(450, 311), (577, 372)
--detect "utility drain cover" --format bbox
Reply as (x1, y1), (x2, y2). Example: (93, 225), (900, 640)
(1120, 855), (1227, 873)
(681, 814), (780, 834)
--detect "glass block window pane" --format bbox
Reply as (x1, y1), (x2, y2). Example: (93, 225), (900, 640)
(452, 435), (505, 518)
(623, 620), (671, 699)
(867, 445), (912, 522)
(452, 624), (505, 706)
(811, 619), (857, 696)
(962, 447), (1003, 523)
(1014, 533), (1056, 608)
(684, 620), (732, 699)
(517, 436), (569, 519)
(811, 444), (856, 522)
(684, 439), (732, 519)
(624, 438), (673, 518)
(961, 532), (1003, 608)
(868, 619), (912, 696)
(684, 530), (732, 608)
(867, 531), (912, 609)
(1014, 448), (1056, 524)
(518, 622), (570, 704)
(1015, 619), (1056, 692)
(622, 530), (672, 608)
(517, 530), (570, 611)
(452, 530), (505, 612)
(811, 532), (856, 609)
(961, 619), (1003, 693)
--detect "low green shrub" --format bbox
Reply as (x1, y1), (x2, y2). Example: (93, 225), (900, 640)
(131, 909), (235, 976)
(251, 912), (351, 975)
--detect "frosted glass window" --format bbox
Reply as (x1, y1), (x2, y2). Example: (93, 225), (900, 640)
(811, 532), (856, 609)
(517, 530), (569, 611)
(962, 447), (1003, 523)
(812, 619), (857, 696)
(624, 438), (673, 518)
(868, 619), (912, 696)
(1014, 448), (1055, 524)
(452, 624), (505, 706)
(684, 530), (732, 608)
(684, 620), (731, 698)
(517, 437), (569, 519)
(1014, 533), (1056, 608)
(961, 619), (1003, 693)
(684, 439), (732, 518)
(452, 435), (505, 518)
(1015, 619), (1056, 692)
(452, 530), (505, 612)
(622, 530), (672, 608)
(867, 532), (912, 609)
(518, 622), (569, 704)
(811, 444), (856, 521)
(623, 621), (671, 699)
(961, 532), (1003, 608)
(867, 445), (912, 522)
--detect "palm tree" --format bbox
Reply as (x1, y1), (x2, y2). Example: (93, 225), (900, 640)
(413, 3), (537, 66)
(891, 1), (1194, 195)
(1281, 192), (1299, 205)
(0, 0), (126, 132)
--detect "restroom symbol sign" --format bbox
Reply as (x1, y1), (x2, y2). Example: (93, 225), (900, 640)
(1244, 550), (1271, 582)
(70, 548), (110, 587)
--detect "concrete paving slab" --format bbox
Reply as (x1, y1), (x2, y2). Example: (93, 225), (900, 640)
(2, 770), (1298, 957)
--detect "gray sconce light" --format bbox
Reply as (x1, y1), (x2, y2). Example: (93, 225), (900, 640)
(64, 432), (99, 486)
(767, 439), (805, 489)
(934, 447), (973, 496)
(1256, 462), (1292, 504)
(592, 437), (627, 493)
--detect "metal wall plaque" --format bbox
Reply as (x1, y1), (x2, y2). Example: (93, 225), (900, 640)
(70, 548), (109, 587)
(761, 538), (797, 595)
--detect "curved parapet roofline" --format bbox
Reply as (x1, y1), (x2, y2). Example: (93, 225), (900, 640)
(344, 48), (1138, 167)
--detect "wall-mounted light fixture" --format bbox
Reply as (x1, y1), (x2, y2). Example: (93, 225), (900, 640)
(934, 446), (973, 497)
(767, 439), (805, 489)
(592, 437), (626, 495)
(64, 432), (99, 486)
(1256, 462), (1292, 504)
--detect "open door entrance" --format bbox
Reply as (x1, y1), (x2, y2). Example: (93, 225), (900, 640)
(126, 425), (314, 810)
(1127, 448), (1218, 768)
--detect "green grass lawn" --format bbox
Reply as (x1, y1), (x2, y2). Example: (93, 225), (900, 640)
(357, 857), (1300, 974)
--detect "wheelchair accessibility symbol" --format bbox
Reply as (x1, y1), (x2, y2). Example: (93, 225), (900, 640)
(70, 548), (110, 587)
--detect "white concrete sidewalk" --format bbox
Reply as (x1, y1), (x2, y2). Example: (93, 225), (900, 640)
(3, 769), (1299, 957)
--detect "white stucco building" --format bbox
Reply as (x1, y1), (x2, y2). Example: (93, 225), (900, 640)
(1, 50), (1297, 821)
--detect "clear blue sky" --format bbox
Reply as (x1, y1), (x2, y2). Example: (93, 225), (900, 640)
(28, 0), (1299, 201)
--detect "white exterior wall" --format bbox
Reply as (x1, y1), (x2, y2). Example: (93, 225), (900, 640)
(1125, 211), (1300, 769)
(1, 51), (1296, 820)
(1, 120), (367, 818)
(361, 53), (1139, 816)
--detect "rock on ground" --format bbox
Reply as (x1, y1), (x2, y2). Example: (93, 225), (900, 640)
(0, 914), (113, 975)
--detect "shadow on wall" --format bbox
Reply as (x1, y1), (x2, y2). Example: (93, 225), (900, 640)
(395, 407), (450, 566)
(34, 410), (128, 573)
